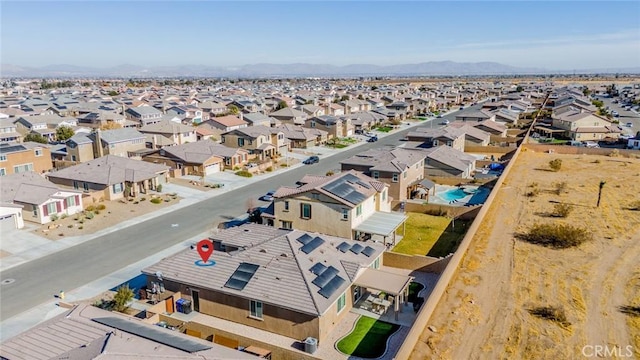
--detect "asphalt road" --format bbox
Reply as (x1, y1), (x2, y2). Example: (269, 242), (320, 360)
(598, 95), (640, 136)
(0, 114), (457, 320)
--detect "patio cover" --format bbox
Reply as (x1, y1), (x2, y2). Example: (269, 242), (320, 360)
(353, 211), (407, 236)
(354, 268), (413, 296)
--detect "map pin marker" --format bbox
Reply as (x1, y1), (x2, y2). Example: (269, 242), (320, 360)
(197, 239), (213, 263)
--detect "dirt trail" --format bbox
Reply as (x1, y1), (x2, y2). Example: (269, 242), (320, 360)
(409, 151), (640, 360)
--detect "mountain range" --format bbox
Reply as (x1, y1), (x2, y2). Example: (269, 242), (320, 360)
(1, 61), (639, 78)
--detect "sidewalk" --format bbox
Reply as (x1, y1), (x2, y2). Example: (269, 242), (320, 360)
(0, 115), (440, 340)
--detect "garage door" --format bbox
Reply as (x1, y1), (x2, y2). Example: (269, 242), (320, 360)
(0, 214), (17, 230)
(204, 163), (220, 175)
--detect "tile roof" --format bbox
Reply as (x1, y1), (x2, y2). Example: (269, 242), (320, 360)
(140, 120), (195, 134)
(417, 145), (476, 171)
(209, 115), (247, 128)
(143, 225), (384, 316)
(0, 171), (68, 205)
(47, 155), (169, 185)
(161, 141), (244, 163)
(341, 147), (425, 173)
(93, 128), (145, 144)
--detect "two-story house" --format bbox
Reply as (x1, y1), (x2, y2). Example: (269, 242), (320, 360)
(275, 124), (327, 148)
(221, 126), (285, 160)
(340, 148), (426, 202)
(0, 171), (83, 225)
(445, 122), (491, 147)
(125, 106), (163, 126)
(0, 142), (52, 176)
(242, 112), (280, 128)
(166, 105), (203, 124)
(14, 115), (56, 141)
(270, 107), (308, 126)
(0, 118), (22, 143)
(308, 115), (354, 139)
(266, 171), (406, 244)
(454, 109), (496, 123)
(139, 120), (198, 148)
(342, 111), (386, 134)
(552, 110), (619, 141)
(90, 128), (147, 159)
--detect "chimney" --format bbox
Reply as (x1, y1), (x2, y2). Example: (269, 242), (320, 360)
(239, 112), (243, 121)
(152, 135), (157, 149)
(94, 129), (104, 158)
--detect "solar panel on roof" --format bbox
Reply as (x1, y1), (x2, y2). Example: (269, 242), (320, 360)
(0, 145), (26, 154)
(224, 262), (259, 291)
(337, 242), (351, 253)
(350, 243), (364, 254)
(362, 246), (376, 257)
(312, 266), (339, 288)
(356, 181), (371, 189)
(296, 234), (313, 245)
(310, 262), (327, 276)
(301, 236), (325, 254)
(318, 275), (346, 299)
(343, 191), (367, 204)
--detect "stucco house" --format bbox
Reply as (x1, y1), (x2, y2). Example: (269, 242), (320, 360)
(275, 124), (328, 148)
(307, 115), (354, 139)
(552, 109), (620, 141)
(0, 142), (52, 176)
(405, 127), (466, 152)
(0, 118), (23, 143)
(270, 107), (308, 126)
(47, 155), (169, 201)
(143, 140), (248, 175)
(221, 126), (286, 160)
(454, 109), (496, 122)
(139, 120), (198, 148)
(418, 146), (477, 178)
(125, 106), (163, 126)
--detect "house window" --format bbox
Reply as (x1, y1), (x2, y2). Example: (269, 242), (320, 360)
(278, 134), (283, 139)
(403, 171), (407, 179)
(46, 202), (57, 215)
(341, 208), (349, 220)
(73, 180), (79, 190)
(33, 207), (38, 217)
(372, 257), (380, 269)
(250, 300), (263, 319)
(337, 292), (346, 313)
(372, 171), (379, 179)
(238, 138), (245, 147)
(301, 203), (312, 219)
(382, 190), (386, 201)
(221, 136), (225, 143)
(392, 173), (398, 182)
(0, 168), (5, 176)
(433, 140), (439, 146)
(0, 155), (6, 162)
(113, 183), (123, 193)
(13, 163), (33, 173)
(280, 220), (292, 229)
(447, 141), (452, 146)
(83, 182), (90, 191)
(311, 193), (319, 200)
(356, 204), (362, 216)
(284, 201), (289, 211)
(66, 196), (76, 207)
(225, 157), (231, 165)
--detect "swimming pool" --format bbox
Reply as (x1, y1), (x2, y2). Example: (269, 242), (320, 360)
(431, 185), (490, 206)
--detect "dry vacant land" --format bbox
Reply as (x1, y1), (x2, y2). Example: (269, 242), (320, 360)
(410, 149), (640, 359)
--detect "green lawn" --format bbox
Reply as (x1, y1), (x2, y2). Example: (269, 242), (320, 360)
(393, 212), (469, 257)
(336, 316), (400, 358)
(375, 126), (393, 133)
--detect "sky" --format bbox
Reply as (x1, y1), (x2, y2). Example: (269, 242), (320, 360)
(1, 1), (639, 71)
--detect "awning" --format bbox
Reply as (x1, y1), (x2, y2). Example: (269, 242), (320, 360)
(354, 268), (413, 296)
(353, 211), (407, 237)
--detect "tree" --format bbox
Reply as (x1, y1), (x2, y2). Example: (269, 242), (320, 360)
(228, 105), (239, 115)
(113, 285), (134, 312)
(100, 122), (123, 130)
(340, 95), (350, 102)
(107, 90), (119, 96)
(516, 86), (524, 92)
(582, 87), (592, 96)
(24, 133), (48, 144)
(56, 126), (75, 141)
(275, 101), (288, 110)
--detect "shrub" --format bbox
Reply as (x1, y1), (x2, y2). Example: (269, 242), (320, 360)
(60, 214), (68, 219)
(609, 149), (620, 157)
(113, 285), (134, 312)
(150, 198), (163, 204)
(265, 166), (273, 172)
(67, 224), (74, 228)
(549, 159), (562, 172)
(133, 201), (139, 204)
(78, 226), (83, 230)
(96, 204), (106, 210)
(629, 200), (640, 211)
(326, 171), (334, 176)
(156, 184), (163, 193)
(552, 203), (572, 218)
(235, 170), (253, 178)
(528, 306), (571, 327)
(85, 205), (96, 212)
(518, 223), (591, 248)
(554, 181), (567, 195)
(94, 210), (100, 215)
(525, 188), (540, 197)
(50, 214), (59, 222)
(280, 164), (288, 167)
(85, 211), (94, 220)
(140, 197), (146, 201)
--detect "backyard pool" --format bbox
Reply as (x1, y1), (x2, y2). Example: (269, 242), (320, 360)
(431, 185), (490, 206)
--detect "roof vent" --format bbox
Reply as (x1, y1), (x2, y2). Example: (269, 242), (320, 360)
(259, 249), (267, 253)
(280, 253), (288, 258)
(244, 228), (250, 232)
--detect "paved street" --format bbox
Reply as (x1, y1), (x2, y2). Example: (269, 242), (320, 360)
(0, 115), (450, 322)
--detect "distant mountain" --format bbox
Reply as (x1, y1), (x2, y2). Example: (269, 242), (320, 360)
(1, 61), (637, 78)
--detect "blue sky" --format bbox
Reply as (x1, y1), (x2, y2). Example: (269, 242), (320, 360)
(2, 1), (639, 70)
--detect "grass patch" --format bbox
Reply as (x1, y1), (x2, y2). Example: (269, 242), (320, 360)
(393, 213), (468, 257)
(235, 170), (253, 178)
(336, 316), (400, 358)
(375, 126), (393, 133)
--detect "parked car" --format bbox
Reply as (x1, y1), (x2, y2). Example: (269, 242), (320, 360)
(259, 190), (276, 202)
(626, 122), (634, 127)
(303, 156), (319, 165)
(367, 136), (378, 142)
(568, 140), (584, 147)
(459, 106), (464, 110)
(584, 141), (600, 148)
(436, 114), (443, 118)
(439, 119), (450, 125)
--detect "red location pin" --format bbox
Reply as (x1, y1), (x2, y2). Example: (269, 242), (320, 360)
(197, 239), (214, 263)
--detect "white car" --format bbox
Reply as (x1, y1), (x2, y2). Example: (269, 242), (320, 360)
(439, 119), (450, 125)
(584, 141), (600, 148)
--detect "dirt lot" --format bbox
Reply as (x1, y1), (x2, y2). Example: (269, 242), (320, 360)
(410, 150), (640, 359)
(34, 193), (182, 240)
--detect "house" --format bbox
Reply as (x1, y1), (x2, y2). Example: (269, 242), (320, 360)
(417, 146), (477, 178)
(242, 112), (280, 128)
(266, 171), (407, 244)
(298, 104), (325, 117)
(0, 303), (254, 360)
(202, 115), (248, 132)
(166, 105), (203, 124)
(124, 106), (163, 126)
(324, 103), (345, 116)
(627, 136), (640, 150)
(47, 155), (169, 201)
(0, 118), (22, 143)
(91, 128), (147, 158)
(14, 115), (57, 141)
(340, 148), (426, 202)
(0, 142), (52, 176)
(372, 107), (403, 122)
(143, 140), (243, 176)
(308, 115), (354, 139)
(275, 124), (328, 148)
(474, 119), (507, 137)
(454, 109), (495, 122)
(552, 110), (620, 141)
(405, 127), (466, 152)
(445, 122), (491, 147)
(142, 224), (411, 348)
(0, 171), (83, 225)
(77, 110), (127, 129)
(139, 120), (198, 148)
(342, 111), (386, 133)
(270, 107), (308, 125)
(64, 133), (95, 162)
(342, 99), (370, 114)
(221, 126), (285, 160)
(492, 108), (520, 125)
(200, 100), (229, 117)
